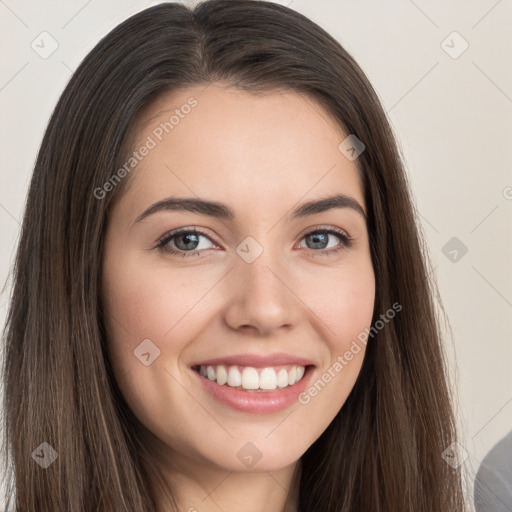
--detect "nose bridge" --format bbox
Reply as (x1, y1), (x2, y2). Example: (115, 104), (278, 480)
(224, 232), (298, 333)
(236, 232), (286, 296)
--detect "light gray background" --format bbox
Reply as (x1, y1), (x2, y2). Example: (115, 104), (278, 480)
(1, 1), (511, 509)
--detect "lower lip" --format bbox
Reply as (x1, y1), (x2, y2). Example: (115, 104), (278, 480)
(192, 366), (314, 414)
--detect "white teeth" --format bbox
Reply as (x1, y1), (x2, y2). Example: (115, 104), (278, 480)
(288, 366), (297, 385)
(241, 367), (259, 389)
(206, 365), (216, 381)
(197, 364), (307, 390)
(216, 365), (228, 385)
(227, 366), (242, 387)
(259, 368), (277, 390)
(276, 369), (289, 388)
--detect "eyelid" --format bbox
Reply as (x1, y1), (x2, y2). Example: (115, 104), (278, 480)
(296, 224), (350, 241)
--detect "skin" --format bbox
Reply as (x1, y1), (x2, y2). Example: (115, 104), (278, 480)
(101, 83), (375, 512)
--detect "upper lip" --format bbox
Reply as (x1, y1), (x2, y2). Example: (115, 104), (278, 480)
(192, 352), (314, 368)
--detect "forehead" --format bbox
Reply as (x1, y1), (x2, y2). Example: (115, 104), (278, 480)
(122, 83), (365, 219)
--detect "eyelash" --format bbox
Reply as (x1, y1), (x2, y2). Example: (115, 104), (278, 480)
(154, 226), (353, 258)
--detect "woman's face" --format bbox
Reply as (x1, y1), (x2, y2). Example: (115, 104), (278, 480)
(101, 83), (375, 474)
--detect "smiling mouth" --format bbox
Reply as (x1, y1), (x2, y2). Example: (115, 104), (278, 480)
(191, 363), (312, 392)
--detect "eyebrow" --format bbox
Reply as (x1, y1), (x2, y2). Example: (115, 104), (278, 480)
(134, 193), (367, 224)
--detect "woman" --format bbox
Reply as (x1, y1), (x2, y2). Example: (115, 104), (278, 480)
(1, 1), (466, 510)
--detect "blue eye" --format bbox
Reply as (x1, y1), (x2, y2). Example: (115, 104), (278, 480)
(155, 226), (353, 258)
(298, 229), (352, 254)
(155, 228), (214, 258)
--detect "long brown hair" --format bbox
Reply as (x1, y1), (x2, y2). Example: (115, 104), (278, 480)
(1, 1), (465, 510)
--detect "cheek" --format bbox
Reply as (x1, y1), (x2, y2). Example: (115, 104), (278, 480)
(103, 267), (178, 339)
(100, 257), (211, 435)
(101, 252), (207, 377)
(291, 259), (375, 427)
(328, 278), (375, 349)
(299, 258), (376, 350)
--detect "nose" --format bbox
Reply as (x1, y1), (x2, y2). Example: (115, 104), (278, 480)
(223, 245), (301, 336)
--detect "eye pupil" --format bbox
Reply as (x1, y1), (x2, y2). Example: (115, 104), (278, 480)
(175, 233), (199, 250)
(307, 232), (328, 250)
